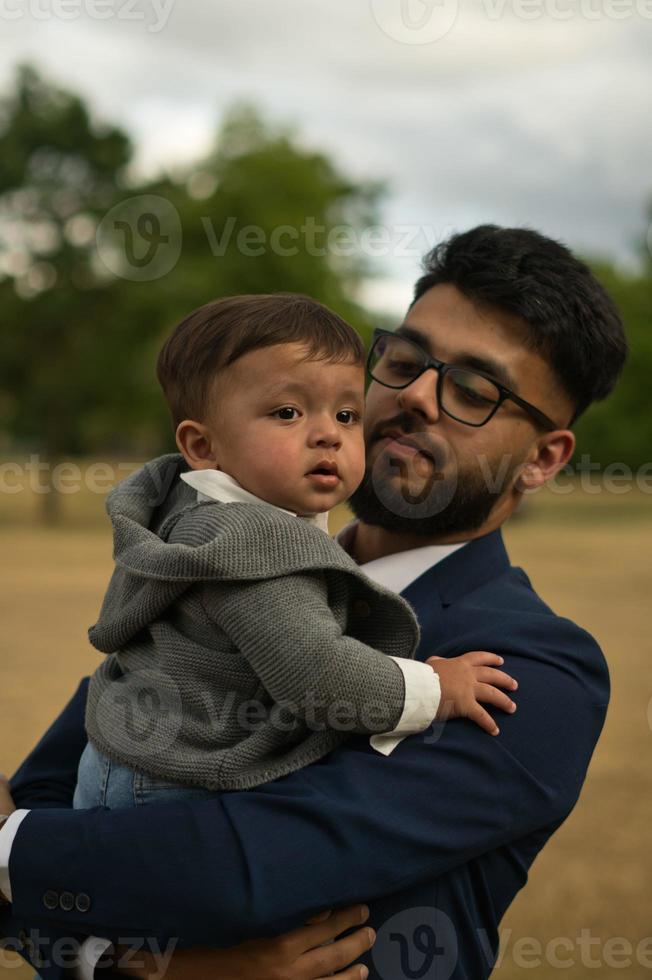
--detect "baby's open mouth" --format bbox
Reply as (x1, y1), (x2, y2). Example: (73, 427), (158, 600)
(307, 461), (340, 482)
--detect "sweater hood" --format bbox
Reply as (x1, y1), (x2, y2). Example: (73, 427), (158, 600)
(89, 454), (414, 653)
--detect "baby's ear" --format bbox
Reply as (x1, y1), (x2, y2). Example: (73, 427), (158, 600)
(176, 420), (218, 470)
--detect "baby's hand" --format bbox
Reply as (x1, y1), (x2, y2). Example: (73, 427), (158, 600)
(426, 652), (517, 736)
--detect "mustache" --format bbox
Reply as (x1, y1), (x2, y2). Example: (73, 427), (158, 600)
(368, 412), (448, 468)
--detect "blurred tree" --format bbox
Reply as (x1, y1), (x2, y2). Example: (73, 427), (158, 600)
(0, 72), (383, 521)
(574, 253), (652, 471)
(0, 65), (139, 520)
(155, 101), (383, 334)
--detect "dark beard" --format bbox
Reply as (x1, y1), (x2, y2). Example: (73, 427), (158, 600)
(349, 448), (514, 539)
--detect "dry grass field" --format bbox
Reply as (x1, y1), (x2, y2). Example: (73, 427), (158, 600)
(1, 466), (651, 978)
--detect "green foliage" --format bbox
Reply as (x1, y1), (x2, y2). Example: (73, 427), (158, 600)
(573, 261), (652, 469)
(0, 69), (383, 474)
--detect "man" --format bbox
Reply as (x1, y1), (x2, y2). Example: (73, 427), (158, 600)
(1, 225), (627, 979)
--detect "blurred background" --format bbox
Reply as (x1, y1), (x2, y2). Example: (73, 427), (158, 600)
(0, 2), (651, 977)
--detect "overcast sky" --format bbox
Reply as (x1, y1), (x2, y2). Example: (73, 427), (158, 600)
(1, 0), (650, 314)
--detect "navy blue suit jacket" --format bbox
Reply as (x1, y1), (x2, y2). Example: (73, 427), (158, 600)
(2, 529), (609, 979)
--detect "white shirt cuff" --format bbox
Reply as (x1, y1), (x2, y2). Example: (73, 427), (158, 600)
(369, 658), (441, 757)
(0, 809), (30, 901)
(74, 937), (114, 980)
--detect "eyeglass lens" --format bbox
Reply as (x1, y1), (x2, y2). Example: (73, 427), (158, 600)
(369, 334), (501, 425)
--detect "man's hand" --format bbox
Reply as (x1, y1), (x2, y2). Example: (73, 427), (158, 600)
(109, 903), (375, 979)
(427, 651), (518, 735)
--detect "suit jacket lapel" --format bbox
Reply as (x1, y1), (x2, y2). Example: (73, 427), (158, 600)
(400, 529), (511, 661)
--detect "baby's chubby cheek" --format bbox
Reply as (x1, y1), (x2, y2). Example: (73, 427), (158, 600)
(347, 447), (367, 493)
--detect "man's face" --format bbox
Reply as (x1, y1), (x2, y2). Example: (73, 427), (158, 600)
(350, 283), (573, 538)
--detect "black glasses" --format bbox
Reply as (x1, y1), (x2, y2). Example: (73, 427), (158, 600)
(367, 328), (558, 431)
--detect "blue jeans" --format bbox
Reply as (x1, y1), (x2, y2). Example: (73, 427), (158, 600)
(73, 742), (218, 810)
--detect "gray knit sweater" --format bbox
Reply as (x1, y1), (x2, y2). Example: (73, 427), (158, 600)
(85, 454), (422, 790)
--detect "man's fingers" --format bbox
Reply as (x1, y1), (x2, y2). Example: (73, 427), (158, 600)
(475, 684), (517, 715)
(291, 904), (369, 952)
(304, 926), (375, 979)
(317, 966), (370, 980)
(476, 667), (518, 690)
(306, 910), (333, 925)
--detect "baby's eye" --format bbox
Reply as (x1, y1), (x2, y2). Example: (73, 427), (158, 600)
(273, 407), (300, 420)
(337, 409), (360, 425)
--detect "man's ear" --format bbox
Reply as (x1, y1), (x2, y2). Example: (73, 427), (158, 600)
(175, 420), (218, 470)
(515, 429), (576, 492)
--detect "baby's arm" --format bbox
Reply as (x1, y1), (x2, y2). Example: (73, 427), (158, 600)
(202, 571), (434, 738)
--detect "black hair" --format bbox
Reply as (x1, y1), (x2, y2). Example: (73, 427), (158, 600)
(412, 225), (628, 421)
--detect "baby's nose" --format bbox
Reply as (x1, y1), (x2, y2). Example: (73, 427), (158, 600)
(309, 418), (342, 447)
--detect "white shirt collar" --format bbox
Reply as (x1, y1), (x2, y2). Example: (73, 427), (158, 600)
(180, 469), (330, 534)
(335, 519), (467, 594)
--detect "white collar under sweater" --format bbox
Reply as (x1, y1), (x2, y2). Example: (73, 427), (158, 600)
(180, 469), (466, 593)
(180, 469), (331, 534)
(335, 520), (466, 594)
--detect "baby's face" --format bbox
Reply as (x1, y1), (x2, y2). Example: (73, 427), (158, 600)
(200, 342), (366, 514)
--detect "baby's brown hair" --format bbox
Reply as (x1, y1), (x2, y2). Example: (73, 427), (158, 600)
(157, 293), (366, 429)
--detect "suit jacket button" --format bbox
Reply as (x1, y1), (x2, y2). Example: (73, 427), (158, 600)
(76, 892), (92, 913)
(43, 890), (59, 910)
(353, 599), (371, 617)
(59, 891), (75, 912)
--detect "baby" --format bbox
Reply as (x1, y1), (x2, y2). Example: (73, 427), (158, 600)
(74, 293), (516, 809)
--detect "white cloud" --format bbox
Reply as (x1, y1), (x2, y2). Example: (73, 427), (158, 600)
(0, 0), (649, 309)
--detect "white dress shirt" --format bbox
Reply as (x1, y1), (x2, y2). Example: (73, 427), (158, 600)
(0, 473), (466, 979)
